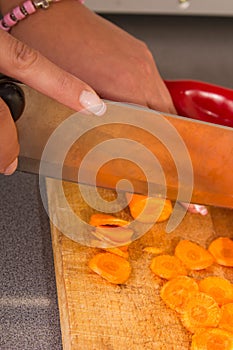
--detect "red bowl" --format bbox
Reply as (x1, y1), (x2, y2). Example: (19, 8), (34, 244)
(164, 80), (233, 128)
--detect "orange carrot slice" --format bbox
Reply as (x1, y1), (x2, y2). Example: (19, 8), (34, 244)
(88, 252), (131, 284)
(143, 246), (166, 255)
(89, 214), (130, 227)
(208, 237), (233, 267)
(126, 193), (172, 223)
(103, 247), (129, 259)
(160, 276), (199, 313)
(199, 276), (233, 306)
(175, 240), (214, 270)
(180, 292), (221, 333)
(150, 254), (187, 280)
(219, 303), (233, 333)
(191, 328), (233, 350)
(92, 226), (134, 244)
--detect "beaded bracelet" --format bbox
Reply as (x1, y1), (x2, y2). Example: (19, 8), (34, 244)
(0, 0), (84, 32)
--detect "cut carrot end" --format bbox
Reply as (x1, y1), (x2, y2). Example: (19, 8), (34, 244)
(160, 276), (199, 313)
(88, 252), (131, 284)
(199, 276), (233, 306)
(208, 237), (233, 267)
(175, 240), (214, 270)
(180, 292), (221, 333)
(191, 328), (233, 350)
(126, 193), (172, 223)
(219, 303), (233, 333)
(150, 254), (187, 280)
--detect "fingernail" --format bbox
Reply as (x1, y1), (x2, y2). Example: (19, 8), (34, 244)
(4, 158), (18, 175)
(193, 204), (208, 216)
(79, 90), (106, 116)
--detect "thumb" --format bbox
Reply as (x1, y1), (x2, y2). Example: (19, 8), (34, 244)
(0, 30), (106, 116)
(0, 97), (19, 175)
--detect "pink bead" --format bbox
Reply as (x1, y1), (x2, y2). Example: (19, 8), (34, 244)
(23, 0), (36, 14)
(3, 13), (17, 27)
(0, 21), (10, 31)
(13, 6), (26, 20)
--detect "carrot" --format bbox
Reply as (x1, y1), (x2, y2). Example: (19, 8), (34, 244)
(150, 254), (187, 280)
(103, 247), (129, 259)
(88, 252), (131, 284)
(175, 240), (214, 270)
(143, 246), (166, 255)
(90, 213), (133, 245)
(160, 276), (199, 313)
(191, 328), (233, 350)
(92, 226), (134, 245)
(180, 292), (221, 333)
(208, 237), (233, 267)
(89, 213), (130, 227)
(219, 303), (233, 333)
(126, 193), (172, 223)
(199, 276), (233, 306)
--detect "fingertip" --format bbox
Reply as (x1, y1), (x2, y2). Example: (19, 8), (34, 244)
(79, 90), (106, 116)
(4, 158), (18, 175)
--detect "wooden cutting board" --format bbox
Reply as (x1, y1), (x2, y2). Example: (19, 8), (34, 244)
(46, 178), (233, 350)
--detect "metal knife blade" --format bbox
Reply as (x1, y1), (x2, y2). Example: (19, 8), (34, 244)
(15, 83), (233, 208)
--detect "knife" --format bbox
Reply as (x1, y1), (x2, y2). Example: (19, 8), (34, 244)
(1, 77), (233, 209)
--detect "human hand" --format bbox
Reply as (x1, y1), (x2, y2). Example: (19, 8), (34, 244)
(0, 97), (19, 175)
(0, 29), (106, 175)
(6, 0), (176, 114)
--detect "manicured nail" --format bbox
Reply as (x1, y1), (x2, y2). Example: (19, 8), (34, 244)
(193, 204), (208, 216)
(79, 90), (106, 116)
(4, 158), (18, 175)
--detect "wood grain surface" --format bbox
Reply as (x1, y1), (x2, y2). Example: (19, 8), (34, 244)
(46, 179), (233, 350)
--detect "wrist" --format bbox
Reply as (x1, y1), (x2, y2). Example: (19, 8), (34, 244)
(0, 0), (29, 14)
(0, 0), (84, 31)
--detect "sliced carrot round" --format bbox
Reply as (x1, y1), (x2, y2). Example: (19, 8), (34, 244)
(208, 237), (233, 267)
(88, 252), (131, 284)
(199, 276), (233, 306)
(126, 193), (172, 223)
(219, 303), (233, 333)
(160, 276), (199, 313)
(191, 328), (233, 350)
(150, 254), (187, 280)
(175, 240), (214, 270)
(180, 292), (221, 333)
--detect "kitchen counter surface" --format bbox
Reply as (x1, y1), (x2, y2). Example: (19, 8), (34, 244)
(0, 172), (62, 350)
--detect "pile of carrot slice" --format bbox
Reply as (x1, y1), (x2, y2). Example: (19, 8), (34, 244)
(148, 237), (233, 349)
(87, 208), (233, 348)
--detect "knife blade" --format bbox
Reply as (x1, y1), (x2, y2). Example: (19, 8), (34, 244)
(12, 82), (232, 209)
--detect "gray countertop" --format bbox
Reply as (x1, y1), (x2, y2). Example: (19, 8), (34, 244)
(0, 172), (62, 350)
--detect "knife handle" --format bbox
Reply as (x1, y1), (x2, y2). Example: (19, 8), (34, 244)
(0, 75), (25, 122)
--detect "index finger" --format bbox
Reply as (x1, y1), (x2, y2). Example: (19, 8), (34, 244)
(0, 30), (106, 115)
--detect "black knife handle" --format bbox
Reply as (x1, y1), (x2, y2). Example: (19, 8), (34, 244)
(0, 75), (25, 122)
